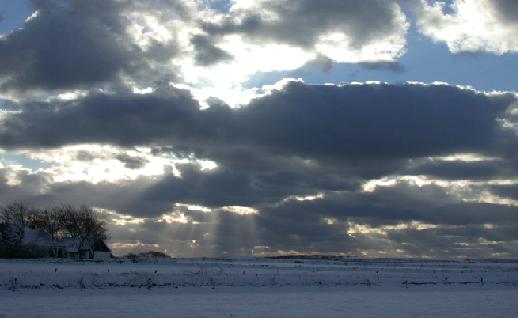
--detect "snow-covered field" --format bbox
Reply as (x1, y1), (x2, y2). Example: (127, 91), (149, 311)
(1, 257), (517, 317)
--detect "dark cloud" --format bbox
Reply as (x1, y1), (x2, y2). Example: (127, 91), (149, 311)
(128, 0), (192, 21)
(1, 83), (514, 170)
(251, 182), (518, 256)
(407, 159), (518, 180)
(302, 55), (334, 73)
(261, 183), (518, 228)
(0, 167), (50, 206)
(1, 0), (517, 258)
(201, 0), (405, 50)
(191, 34), (233, 66)
(0, 0), (136, 90)
(139, 163), (359, 213)
(248, 182), (518, 256)
(1, 162), (354, 218)
(491, 0), (518, 25)
(488, 184), (518, 200)
(0, 167), (158, 216)
(358, 62), (405, 73)
(382, 225), (518, 258)
(74, 150), (96, 162)
(0, 0), (191, 91)
(0, 87), (202, 148)
(115, 153), (148, 169)
(1, 82), (517, 257)
(2, 160), (518, 257)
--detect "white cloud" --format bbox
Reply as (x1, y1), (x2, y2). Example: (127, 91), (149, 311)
(222, 206), (259, 215)
(57, 90), (89, 101)
(417, 0), (518, 54)
(20, 145), (216, 184)
(174, 0), (409, 106)
(175, 37), (314, 106)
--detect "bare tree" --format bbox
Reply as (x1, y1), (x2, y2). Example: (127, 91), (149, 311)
(56, 205), (107, 259)
(26, 207), (62, 240)
(0, 202), (30, 245)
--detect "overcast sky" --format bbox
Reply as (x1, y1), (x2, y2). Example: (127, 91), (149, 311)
(0, 0), (517, 258)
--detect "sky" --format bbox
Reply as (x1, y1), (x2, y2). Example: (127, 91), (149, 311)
(0, 0), (517, 258)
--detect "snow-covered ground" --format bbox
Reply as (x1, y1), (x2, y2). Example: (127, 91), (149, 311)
(1, 258), (517, 317)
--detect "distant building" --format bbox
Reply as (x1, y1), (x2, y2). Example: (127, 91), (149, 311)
(92, 239), (112, 260)
(21, 227), (111, 260)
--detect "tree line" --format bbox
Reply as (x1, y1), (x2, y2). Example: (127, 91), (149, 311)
(0, 202), (107, 258)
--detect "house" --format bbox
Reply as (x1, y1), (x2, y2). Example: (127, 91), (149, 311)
(92, 240), (112, 260)
(21, 227), (111, 260)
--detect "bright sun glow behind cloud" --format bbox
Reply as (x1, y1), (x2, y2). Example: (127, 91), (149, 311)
(176, 36), (314, 106)
(19, 145), (218, 183)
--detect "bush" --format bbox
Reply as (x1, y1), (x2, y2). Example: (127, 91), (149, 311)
(123, 251), (171, 261)
(0, 243), (47, 259)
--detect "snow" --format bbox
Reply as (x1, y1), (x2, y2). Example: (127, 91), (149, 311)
(0, 258), (517, 317)
(2, 286), (518, 318)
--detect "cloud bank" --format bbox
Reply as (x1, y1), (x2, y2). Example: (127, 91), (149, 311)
(1, 81), (517, 257)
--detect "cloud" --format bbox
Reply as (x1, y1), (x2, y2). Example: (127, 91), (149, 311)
(1, 82), (514, 170)
(0, 0), (195, 91)
(1, 1), (517, 258)
(407, 158), (518, 180)
(489, 184), (518, 200)
(138, 163), (359, 213)
(301, 55), (334, 73)
(0, 0), (412, 107)
(176, 0), (410, 105)
(1, 81), (517, 257)
(0, 0), (136, 90)
(358, 61), (405, 73)
(252, 181), (518, 256)
(2, 162), (518, 257)
(200, 0), (409, 63)
(490, 0), (518, 25)
(417, 0), (518, 54)
(115, 153), (149, 169)
(20, 144), (182, 184)
(190, 34), (233, 66)
(266, 182), (518, 228)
